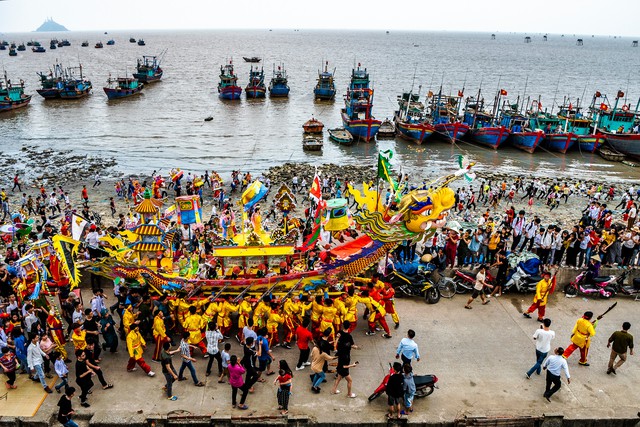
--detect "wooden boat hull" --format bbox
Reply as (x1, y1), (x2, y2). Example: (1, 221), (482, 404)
(37, 88), (61, 99)
(59, 85), (92, 99)
(133, 71), (163, 83)
(269, 84), (290, 97)
(510, 131), (544, 154)
(597, 147), (625, 162)
(0, 95), (31, 113)
(542, 133), (576, 154)
(469, 126), (509, 149)
(328, 128), (354, 146)
(314, 87), (336, 100)
(434, 122), (470, 142)
(342, 111), (380, 142)
(218, 86), (242, 100)
(245, 86), (266, 98)
(576, 135), (604, 153)
(104, 85), (143, 100)
(603, 132), (640, 160)
(396, 121), (434, 145)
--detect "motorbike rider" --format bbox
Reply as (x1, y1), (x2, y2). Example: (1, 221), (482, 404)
(584, 255), (601, 284)
(523, 271), (553, 322)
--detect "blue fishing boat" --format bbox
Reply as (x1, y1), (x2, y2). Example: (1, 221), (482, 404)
(528, 111), (576, 154)
(217, 61), (242, 100)
(268, 64), (289, 97)
(9, 48), (17, 57)
(49, 40), (57, 50)
(591, 91), (640, 159)
(133, 53), (165, 83)
(0, 72), (32, 113)
(557, 103), (603, 153)
(137, 39), (146, 46)
(106, 39), (115, 45)
(462, 89), (510, 149)
(314, 61), (336, 100)
(95, 42), (103, 48)
(341, 63), (381, 142)
(32, 46), (46, 53)
(500, 108), (543, 153)
(17, 44), (26, 51)
(245, 66), (266, 98)
(394, 91), (434, 145)
(103, 77), (143, 100)
(36, 63), (92, 100)
(429, 89), (469, 142)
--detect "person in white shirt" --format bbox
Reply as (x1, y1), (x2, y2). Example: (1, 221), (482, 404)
(27, 335), (53, 393)
(542, 347), (570, 401)
(464, 265), (493, 309)
(526, 319), (555, 379)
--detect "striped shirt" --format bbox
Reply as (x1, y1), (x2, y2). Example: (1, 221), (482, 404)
(180, 339), (191, 359)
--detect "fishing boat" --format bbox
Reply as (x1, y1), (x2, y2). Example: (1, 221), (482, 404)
(95, 42), (103, 48)
(81, 41), (89, 47)
(243, 57), (261, 63)
(61, 40), (71, 46)
(268, 64), (289, 97)
(597, 147), (625, 162)
(303, 135), (323, 151)
(17, 44), (26, 51)
(0, 72), (32, 113)
(528, 110), (576, 154)
(103, 77), (144, 100)
(0, 45), (5, 51)
(245, 66), (266, 98)
(429, 89), (470, 142)
(32, 46), (46, 53)
(106, 39), (115, 46)
(138, 39), (146, 46)
(377, 119), (396, 138)
(8, 48), (17, 57)
(554, 103), (603, 153)
(303, 117), (324, 133)
(341, 63), (381, 142)
(499, 107), (543, 154)
(129, 37), (136, 43)
(49, 40), (57, 50)
(133, 53), (165, 83)
(314, 61), (336, 100)
(328, 128), (354, 145)
(36, 63), (92, 100)
(462, 89), (510, 149)
(217, 61), (242, 100)
(601, 132), (640, 160)
(394, 91), (434, 144)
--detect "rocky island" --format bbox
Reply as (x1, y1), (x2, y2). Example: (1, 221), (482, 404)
(35, 17), (68, 31)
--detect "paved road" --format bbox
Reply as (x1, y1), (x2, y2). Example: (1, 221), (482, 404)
(18, 289), (640, 425)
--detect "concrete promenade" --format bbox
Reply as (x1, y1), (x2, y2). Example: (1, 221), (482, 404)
(2, 281), (640, 426)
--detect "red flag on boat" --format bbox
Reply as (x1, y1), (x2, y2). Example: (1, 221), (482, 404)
(568, 102), (573, 110)
(500, 89), (508, 96)
(458, 90), (464, 97)
(538, 101), (542, 109)
(617, 90), (625, 98)
(309, 174), (322, 203)
(600, 103), (608, 111)
(595, 91), (601, 98)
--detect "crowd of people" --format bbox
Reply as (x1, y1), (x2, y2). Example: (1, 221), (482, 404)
(0, 167), (638, 425)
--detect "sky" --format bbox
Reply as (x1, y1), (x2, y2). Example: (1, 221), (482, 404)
(0, 0), (639, 36)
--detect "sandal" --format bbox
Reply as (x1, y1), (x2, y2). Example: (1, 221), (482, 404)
(464, 305), (472, 309)
(102, 383), (114, 390)
(482, 300), (490, 305)
(332, 390), (340, 394)
(348, 393), (357, 398)
(238, 404), (249, 410)
(281, 410), (288, 415)
(257, 378), (266, 383)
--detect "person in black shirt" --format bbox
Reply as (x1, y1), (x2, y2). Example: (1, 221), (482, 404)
(160, 342), (179, 401)
(83, 309), (101, 360)
(331, 321), (359, 398)
(57, 386), (77, 426)
(74, 350), (94, 407)
(319, 328), (333, 374)
(239, 337), (258, 405)
(83, 346), (112, 390)
(386, 362), (405, 419)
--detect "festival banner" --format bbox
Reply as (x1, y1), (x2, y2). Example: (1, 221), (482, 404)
(52, 235), (81, 289)
(71, 214), (89, 242)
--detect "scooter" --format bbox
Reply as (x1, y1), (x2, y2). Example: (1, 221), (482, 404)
(388, 269), (441, 304)
(616, 275), (640, 300)
(452, 269), (495, 294)
(564, 270), (627, 298)
(503, 266), (541, 293)
(368, 363), (438, 402)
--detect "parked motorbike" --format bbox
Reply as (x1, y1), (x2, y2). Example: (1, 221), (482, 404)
(389, 269), (441, 304)
(503, 266), (541, 293)
(452, 269), (495, 294)
(564, 270), (627, 298)
(368, 363), (438, 402)
(616, 276), (640, 300)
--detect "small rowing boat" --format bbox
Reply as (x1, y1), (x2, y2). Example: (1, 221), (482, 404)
(328, 128), (354, 145)
(597, 147), (625, 162)
(303, 135), (323, 151)
(303, 117), (324, 133)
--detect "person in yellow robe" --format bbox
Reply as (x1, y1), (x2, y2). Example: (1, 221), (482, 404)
(563, 311), (600, 365)
(183, 306), (207, 355)
(126, 324), (154, 376)
(122, 305), (136, 336)
(332, 296), (347, 334)
(252, 296), (271, 329)
(310, 295), (324, 339)
(282, 296), (301, 349)
(342, 288), (359, 333)
(523, 272), (552, 321)
(320, 299), (338, 344)
(152, 311), (169, 361)
(71, 327), (87, 351)
(217, 296), (238, 338)
(266, 303), (284, 347)
(236, 295), (253, 342)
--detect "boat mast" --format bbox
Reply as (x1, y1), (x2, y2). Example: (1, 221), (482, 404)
(520, 76), (528, 114)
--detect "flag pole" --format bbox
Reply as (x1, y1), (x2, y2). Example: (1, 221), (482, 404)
(375, 152), (381, 212)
